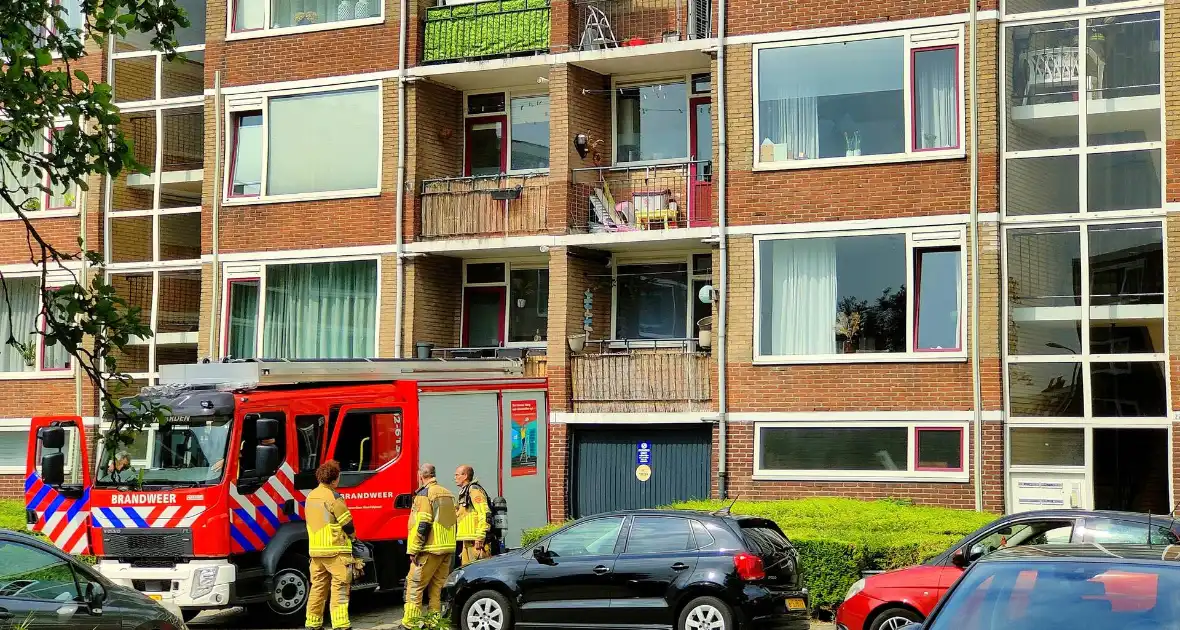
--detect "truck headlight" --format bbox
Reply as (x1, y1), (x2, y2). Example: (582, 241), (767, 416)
(191, 567), (219, 599)
(843, 578), (865, 603)
(443, 569), (463, 589)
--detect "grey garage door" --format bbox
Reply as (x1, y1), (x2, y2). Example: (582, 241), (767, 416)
(572, 425), (711, 518)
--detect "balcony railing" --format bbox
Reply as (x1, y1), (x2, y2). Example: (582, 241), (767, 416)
(571, 339), (712, 411)
(423, 0), (551, 63)
(428, 346), (548, 376)
(570, 161), (712, 233)
(572, 0), (711, 50)
(420, 174), (549, 238)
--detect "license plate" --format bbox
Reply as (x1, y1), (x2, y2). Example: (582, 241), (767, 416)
(149, 595), (162, 602)
(786, 598), (806, 611)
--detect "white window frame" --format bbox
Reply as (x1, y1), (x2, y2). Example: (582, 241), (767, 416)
(220, 256), (382, 360)
(609, 252), (713, 345)
(999, 7), (1164, 223)
(752, 419), (970, 482)
(0, 121), (81, 221)
(0, 271), (78, 380)
(751, 26), (966, 171)
(108, 44), (207, 109)
(753, 225), (967, 364)
(224, 0), (385, 41)
(1001, 218), (1171, 425)
(222, 81), (384, 205)
(103, 266), (203, 385)
(460, 259), (549, 348)
(611, 72), (708, 167)
(1000, 0), (1161, 20)
(463, 88), (551, 176)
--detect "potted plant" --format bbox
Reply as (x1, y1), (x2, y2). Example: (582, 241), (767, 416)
(294, 10), (319, 25)
(844, 130), (861, 157)
(568, 333), (586, 353)
(835, 311), (862, 354)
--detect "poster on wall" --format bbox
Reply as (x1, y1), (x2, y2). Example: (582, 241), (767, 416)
(510, 400), (538, 477)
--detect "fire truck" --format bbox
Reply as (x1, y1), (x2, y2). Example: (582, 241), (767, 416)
(24, 359), (549, 625)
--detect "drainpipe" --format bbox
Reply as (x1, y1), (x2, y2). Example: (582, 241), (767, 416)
(393, 0), (409, 358)
(208, 71), (223, 360)
(75, 175), (87, 417)
(968, 0), (982, 512)
(715, 0), (729, 499)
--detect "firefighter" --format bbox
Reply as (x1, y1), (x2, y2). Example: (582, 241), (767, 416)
(305, 460), (363, 630)
(454, 465), (492, 566)
(402, 463), (456, 629)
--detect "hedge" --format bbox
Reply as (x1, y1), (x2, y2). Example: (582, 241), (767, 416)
(521, 498), (995, 611)
(0, 499), (97, 564)
(423, 0), (551, 63)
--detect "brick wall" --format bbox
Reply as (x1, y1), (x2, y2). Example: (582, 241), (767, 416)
(404, 80), (464, 244)
(402, 254), (462, 356)
(725, 0), (996, 38)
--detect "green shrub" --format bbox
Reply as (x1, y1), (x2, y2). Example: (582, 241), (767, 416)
(522, 498), (995, 612)
(0, 499), (96, 565)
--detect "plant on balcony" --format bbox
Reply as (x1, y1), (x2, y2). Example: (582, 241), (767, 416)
(423, 0), (551, 62)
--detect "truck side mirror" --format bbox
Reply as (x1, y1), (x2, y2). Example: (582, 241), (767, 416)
(255, 444), (281, 478)
(41, 452), (65, 487)
(40, 426), (65, 450)
(255, 417), (281, 442)
(394, 493), (414, 510)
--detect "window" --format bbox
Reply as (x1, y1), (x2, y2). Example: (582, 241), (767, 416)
(0, 277), (71, 375)
(0, 428), (28, 473)
(612, 256), (711, 342)
(1010, 428), (1085, 466)
(755, 30), (961, 167)
(464, 92), (550, 176)
(1087, 518), (1179, 545)
(226, 86), (380, 201)
(756, 229), (964, 360)
(231, 0), (381, 34)
(295, 415), (325, 474)
(625, 517), (694, 553)
(109, 270), (201, 383)
(238, 411), (286, 478)
(332, 410), (402, 474)
(461, 261), (548, 347)
(755, 422), (967, 479)
(544, 516), (625, 557)
(0, 542), (80, 602)
(0, 130), (77, 215)
(971, 521), (1076, 557)
(225, 259), (378, 360)
(616, 81), (688, 163)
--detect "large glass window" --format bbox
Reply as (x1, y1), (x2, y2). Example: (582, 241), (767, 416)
(1010, 427), (1085, 466)
(1, 131), (78, 215)
(460, 262), (548, 347)
(231, 0), (381, 33)
(616, 82), (688, 163)
(756, 32), (960, 166)
(0, 277), (69, 375)
(226, 87), (380, 200)
(756, 423), (966, 478)
(109, 270), (202, 384)
(510, 95), (550, 171)
(757, 231), (962, 358)
(462, 93), (550, 175)
(615, 263), (689, 340)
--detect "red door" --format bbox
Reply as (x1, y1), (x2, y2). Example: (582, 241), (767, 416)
(465, 116), (508, 177)
(462, 286), (506, 347)
(688, 97), (713, 227)
(25, 416), (92, 554)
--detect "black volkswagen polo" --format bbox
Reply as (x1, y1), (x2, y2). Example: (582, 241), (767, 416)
(441, 509), (809, 630)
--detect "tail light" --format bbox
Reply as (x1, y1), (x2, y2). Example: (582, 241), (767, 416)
(734, 553), (765, 581)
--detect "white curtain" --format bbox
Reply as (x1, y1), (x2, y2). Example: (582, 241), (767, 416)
(759, 97), (819, 161)
(767, 239), (838, 355)
(262, 260), (377, 359)
(267, 87), (379, 196)
(0, 278), (38, 372)
(915, 49), (957, 149)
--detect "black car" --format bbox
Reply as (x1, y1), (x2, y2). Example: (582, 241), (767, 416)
(904, 543), (1180, 630)
(0, 529), (187, 630)
(441, 509), (809, 630)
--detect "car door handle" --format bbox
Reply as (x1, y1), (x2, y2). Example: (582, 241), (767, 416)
(593, 565), (611, 575)
(671, 563), (689, 571)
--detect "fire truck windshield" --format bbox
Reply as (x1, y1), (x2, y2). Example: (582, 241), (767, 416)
(95, 416), (233, 487)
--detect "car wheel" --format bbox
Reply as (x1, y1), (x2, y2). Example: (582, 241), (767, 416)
(461, 589), (513, 630)
(869, 607), (923, 630)
(679, 596), (734, 630)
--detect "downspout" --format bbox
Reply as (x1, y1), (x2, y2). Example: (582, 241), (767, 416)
(208, 71), (223, 360)
(75, 175), (87, 417)
(394, 0), (409, 358)
(715, 0), (729, 499)
(968, 0), (982, 512)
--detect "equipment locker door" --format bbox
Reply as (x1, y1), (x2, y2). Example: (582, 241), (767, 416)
(25, 416), (92, 555)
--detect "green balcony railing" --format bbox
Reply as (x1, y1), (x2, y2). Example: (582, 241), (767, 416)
(423, 0), (551, 63)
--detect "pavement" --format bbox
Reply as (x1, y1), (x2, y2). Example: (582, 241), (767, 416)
(189, 593), (405, 630)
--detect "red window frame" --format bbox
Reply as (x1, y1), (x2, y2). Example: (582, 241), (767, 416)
(39, 285), (71, 372)
(914, 426), (965, 472)
(222, 276), (261, 357)
(461, 286), (506, 347)
(43, 129), (75, 211)
(227, 112), (262, 198)
(913, 246), (962, 353)
(230, 0), (264, 33)
(910, 44), (961, 152)
(464, 115), (508, 177)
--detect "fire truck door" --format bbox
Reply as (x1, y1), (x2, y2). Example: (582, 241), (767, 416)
(25, 417), (92, 554)
(324, 404), (405, 539)
(228, 410), (298, 554)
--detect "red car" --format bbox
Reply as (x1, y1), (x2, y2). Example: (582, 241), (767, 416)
(834, 509), (1180, 630)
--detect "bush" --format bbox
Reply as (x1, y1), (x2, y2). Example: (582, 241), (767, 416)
(0, 499), (97, 565)
(522, 498), (995, 612)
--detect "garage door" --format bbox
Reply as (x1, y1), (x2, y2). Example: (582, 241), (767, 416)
(572, 425), (711, 518)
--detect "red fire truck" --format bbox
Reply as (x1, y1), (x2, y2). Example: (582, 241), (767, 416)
(24, 359), (549, 625)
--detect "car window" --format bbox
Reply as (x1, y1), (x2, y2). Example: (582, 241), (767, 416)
(1087, 518), (1180, 545)
(0, 541), (80, 602)
(625, 517), (694, 554)
(546, 517), (625, 558)
(972, 520), (1074, 556)
(691, 520), (714, 548)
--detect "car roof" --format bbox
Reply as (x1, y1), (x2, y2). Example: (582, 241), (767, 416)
(0, 529), (71, 556)
(584, 508), (758, 523)
(982, 543), (1180, 564)
(992, 508), (1174, 522)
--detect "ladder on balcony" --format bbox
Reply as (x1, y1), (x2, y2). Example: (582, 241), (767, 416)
(579, 4), (618, 50)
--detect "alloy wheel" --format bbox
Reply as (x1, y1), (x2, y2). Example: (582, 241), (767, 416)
(880, 616), (915, 630)
(466, 597), (504, 630)
(685, 604), (726, 630)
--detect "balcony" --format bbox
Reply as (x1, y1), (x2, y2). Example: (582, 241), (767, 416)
(429, 345), (548, 376)
(570, 161), (712, 233)
(570, 339), (712, 412)
(423, 0), (551, 64)
(420, 174), (550, 239)
(572, 0), (711, 50)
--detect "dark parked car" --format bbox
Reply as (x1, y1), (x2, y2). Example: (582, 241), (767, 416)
(441, 509), (810, 630)
(901, 543), (1180, 630)
(0, 529), (187, 630)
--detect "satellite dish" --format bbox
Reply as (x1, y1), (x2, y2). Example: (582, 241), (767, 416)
(698, 284), (714, 304)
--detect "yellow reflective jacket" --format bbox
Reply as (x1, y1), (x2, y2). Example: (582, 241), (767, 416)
(407, 480), (456, 555)
(306, 484), (354, 558)
(456, 480), (491, 542)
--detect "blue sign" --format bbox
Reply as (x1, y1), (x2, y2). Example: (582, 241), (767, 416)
(636, 441), (652, 466)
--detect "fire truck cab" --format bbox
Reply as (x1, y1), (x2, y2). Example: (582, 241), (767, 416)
(25, 359), (549, 626)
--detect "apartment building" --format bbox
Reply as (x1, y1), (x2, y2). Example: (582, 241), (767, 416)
(0, 0), (1172, 522)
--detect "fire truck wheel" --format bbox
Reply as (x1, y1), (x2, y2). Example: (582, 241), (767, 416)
(259, 553), (311, 626)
